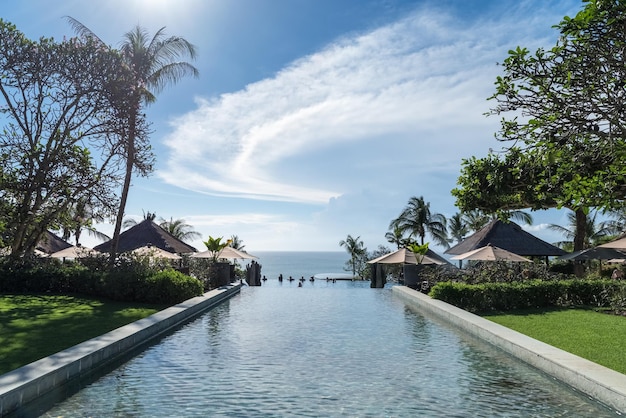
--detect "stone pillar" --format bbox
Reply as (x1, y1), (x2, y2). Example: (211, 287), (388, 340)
(370, 263), (386, 288)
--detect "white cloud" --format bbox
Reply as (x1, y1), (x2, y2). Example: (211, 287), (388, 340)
(158, 6), (545, 204)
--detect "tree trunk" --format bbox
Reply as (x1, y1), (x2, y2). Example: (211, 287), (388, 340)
(573, 208), (587, 277)
(110, 103), (137, 265)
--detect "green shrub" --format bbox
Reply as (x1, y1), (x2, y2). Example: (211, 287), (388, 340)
(144, 270), (203, 304)
(429, 279), (625, 312)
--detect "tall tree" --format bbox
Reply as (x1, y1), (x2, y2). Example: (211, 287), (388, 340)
(390, 196), (448, 247)
(67, 18), (198, 263)
(228, 235), (245, 251)
(548, 209), (611, 251)
(339, 234), (366, 278)
(0, 20), (130, 256)
(385, 226), (409, 249)
(453, 1), (626, 252)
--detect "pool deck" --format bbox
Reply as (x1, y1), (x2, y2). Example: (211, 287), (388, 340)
(393, 285), (626, 414)
(0, 284), (241, 417)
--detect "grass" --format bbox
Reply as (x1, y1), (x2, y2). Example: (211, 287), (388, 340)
(0, 294), (166, 375)
(483, 307), (626, 375)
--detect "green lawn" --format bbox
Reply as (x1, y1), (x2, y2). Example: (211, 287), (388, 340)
(483, 307), (626, 375)
(0, 294), (165, 375)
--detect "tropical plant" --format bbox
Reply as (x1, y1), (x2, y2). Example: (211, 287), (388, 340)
(339, 234), (366, 278)
(390, 196), (448, 247)
(447, 213), (469, 245)
(548, 209), (612, 251)
(408, 242), (429, 264)
(159, 217), (201, 242)
(67, 18), (198, 263)
(202, 236), (229, 262)
(385, 226), (410, 249)
(228, 235), (245, 250)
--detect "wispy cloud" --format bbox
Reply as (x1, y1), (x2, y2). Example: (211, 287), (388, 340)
(159, 3), (570, 207)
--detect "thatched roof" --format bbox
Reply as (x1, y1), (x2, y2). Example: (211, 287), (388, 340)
(36, 231), (73, 254)
(445, 219), (566, 257)
(93, 220), (197, 254)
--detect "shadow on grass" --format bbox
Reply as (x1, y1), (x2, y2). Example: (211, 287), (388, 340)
(0, 293), (166, 374)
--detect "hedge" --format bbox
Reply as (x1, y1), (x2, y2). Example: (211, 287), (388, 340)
(0, 258), (203, 305)
(429, 279), (625, 312)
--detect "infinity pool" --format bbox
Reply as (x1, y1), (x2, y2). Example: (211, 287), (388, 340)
(33, 281), (616, 416)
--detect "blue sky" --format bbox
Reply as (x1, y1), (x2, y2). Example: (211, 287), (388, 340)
(2, 0), (584, 253)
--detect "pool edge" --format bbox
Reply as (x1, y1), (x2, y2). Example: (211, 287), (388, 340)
(393, 285), (626, 414)
(0, 284), (241, 417)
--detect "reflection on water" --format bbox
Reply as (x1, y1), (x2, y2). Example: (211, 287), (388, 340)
(32, 281), (617, 417)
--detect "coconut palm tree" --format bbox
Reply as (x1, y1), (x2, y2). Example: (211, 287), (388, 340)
(229, 235), (246, 251)
(339, 234), (366, 277)
(67, 18), (198, 262)
(385, 226), (409, 249)
(122, 210), (157, 229)
(159, 217), (202, 242)
(447, 213), (469, 245)
(390, 196), (448, 247)
(548, 209), (611, 251)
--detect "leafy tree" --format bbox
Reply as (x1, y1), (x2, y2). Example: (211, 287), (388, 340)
(58, 198), (110, 245)
(67, 18), (198, 262)
(0, 20), (132, 256)
(339, 234), (366, 278)
(453, 1), (626, 252)
(159, 217), (201, 242)
(390, 196), (448, 247)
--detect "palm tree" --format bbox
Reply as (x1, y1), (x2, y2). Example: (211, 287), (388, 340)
(390, 196), (448, 247)
(385, 226), (409, 249)
(339, 234), (366, 277)
(447, 213), (468, 245)
(228, 235), (245, 251)
(67, 18), (198, 262)
(122, 210), (157, 229)
(159, 217), (202, 242)
(548, 209), (610, 251)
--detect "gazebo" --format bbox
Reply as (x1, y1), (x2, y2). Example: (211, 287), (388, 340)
(445, 219), (566, 262)
(94, 220), (197, 254)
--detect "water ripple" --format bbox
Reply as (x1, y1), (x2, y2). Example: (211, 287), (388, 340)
(38, 282), (618, 417)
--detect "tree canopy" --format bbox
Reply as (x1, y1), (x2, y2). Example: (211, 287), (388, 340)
(452, 0), (626, 251)
(0, 20), (135, 256)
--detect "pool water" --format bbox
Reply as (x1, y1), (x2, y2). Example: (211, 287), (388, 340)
(38, 281), (617, 417)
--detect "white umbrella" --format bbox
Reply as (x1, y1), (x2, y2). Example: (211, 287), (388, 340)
(50, 245), (98, 259)
(190, 246), (258, 260)
(599, 236), (626, 249)
(450, 245), (531, 262)
(132, 245), (182, 260)
(367, 248), (445, 265)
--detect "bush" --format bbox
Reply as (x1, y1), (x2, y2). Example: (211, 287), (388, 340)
(144, 270), (203, 304)
(0, 256), (202, 305)
(429, 279), (625, 312)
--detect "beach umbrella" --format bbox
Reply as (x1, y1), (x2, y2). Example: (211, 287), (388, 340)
(599, 236), (626, 250)
(450, 245), (531, 262)
(50, 245), (98, 259)
(556, 247), (626, 261)
(190, 246), (258, 260)
(132, 245), (182, 260)
(367, 248), (445, 265)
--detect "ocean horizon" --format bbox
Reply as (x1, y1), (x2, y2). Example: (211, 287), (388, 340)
(247, 251), (351, 281)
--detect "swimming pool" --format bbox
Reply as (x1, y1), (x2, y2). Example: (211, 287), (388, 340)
(33, 281), (617, 416)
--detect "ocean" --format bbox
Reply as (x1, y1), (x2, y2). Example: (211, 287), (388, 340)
(248, 251), (351, 281)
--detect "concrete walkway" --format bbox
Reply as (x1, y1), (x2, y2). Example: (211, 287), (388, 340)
(393, 285), (626, 413)
(0, 284), (241, 416)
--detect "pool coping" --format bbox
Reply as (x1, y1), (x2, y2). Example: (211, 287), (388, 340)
(393, 285), (626, 414)
(0, 284), (241, 417)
